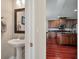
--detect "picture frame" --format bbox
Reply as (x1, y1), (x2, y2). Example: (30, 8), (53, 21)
(14, 8), (25, 33)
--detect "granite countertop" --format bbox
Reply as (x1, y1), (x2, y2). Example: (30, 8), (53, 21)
(47, 28), (77, 33)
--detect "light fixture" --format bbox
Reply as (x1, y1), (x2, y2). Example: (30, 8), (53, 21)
(58, 16), (60, 18)
(74, 9), (77, 12)
(16, 0), (21, 6)
(22, 0), (25, 5)
(16, 0), (25, 7)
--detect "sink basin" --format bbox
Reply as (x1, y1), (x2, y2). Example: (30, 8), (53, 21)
(8, 39), (25, 59)
(8, 39), (25, 47)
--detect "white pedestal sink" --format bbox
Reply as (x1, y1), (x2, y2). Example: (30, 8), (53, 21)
(8, 39), (25, 59)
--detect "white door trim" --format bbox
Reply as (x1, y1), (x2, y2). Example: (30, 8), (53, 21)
(25, 0), (46, 59)
(25, 0), (31, 59)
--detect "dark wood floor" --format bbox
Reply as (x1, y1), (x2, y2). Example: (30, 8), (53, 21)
(46, 38), (77, 59)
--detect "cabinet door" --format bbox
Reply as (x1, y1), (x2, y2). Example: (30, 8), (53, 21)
(48, 20), (60, 28)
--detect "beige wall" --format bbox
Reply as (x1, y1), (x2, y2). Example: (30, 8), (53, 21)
(12, 0), (25, 39)
(1, 0), (25, 59)
(1, 0), (15, 59)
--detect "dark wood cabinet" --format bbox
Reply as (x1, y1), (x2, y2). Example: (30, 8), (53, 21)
(48, 19), (77, 28)
(57, 33), (77, 45)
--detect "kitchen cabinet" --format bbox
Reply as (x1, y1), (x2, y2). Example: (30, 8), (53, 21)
(57, 33), (77, 45)
(48, 19), (77, 28)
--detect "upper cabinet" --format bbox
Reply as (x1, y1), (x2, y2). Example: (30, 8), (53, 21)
(48, 19), (77, 28)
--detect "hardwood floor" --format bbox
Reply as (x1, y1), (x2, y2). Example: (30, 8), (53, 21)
(46, 38), (77, 59)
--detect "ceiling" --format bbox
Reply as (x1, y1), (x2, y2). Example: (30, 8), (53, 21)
(47, 0), (77, 20)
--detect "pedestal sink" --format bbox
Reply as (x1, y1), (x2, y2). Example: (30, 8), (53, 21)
(8, 39), (25, 59)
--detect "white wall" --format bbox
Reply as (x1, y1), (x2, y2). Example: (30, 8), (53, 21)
(47, 0), (77, 20)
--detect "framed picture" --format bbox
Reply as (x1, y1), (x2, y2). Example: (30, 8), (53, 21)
(14, 8), (25, 33)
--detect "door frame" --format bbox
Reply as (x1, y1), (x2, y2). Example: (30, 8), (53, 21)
(25, 0), (46, 59)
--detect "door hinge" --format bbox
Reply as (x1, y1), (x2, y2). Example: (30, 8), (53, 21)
(30, 43), (33, 47)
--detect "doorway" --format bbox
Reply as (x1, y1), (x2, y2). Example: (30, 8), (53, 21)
(46, 0), (77, 59)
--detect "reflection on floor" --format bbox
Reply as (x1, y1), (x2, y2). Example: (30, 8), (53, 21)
(46, 38), (77, 59)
